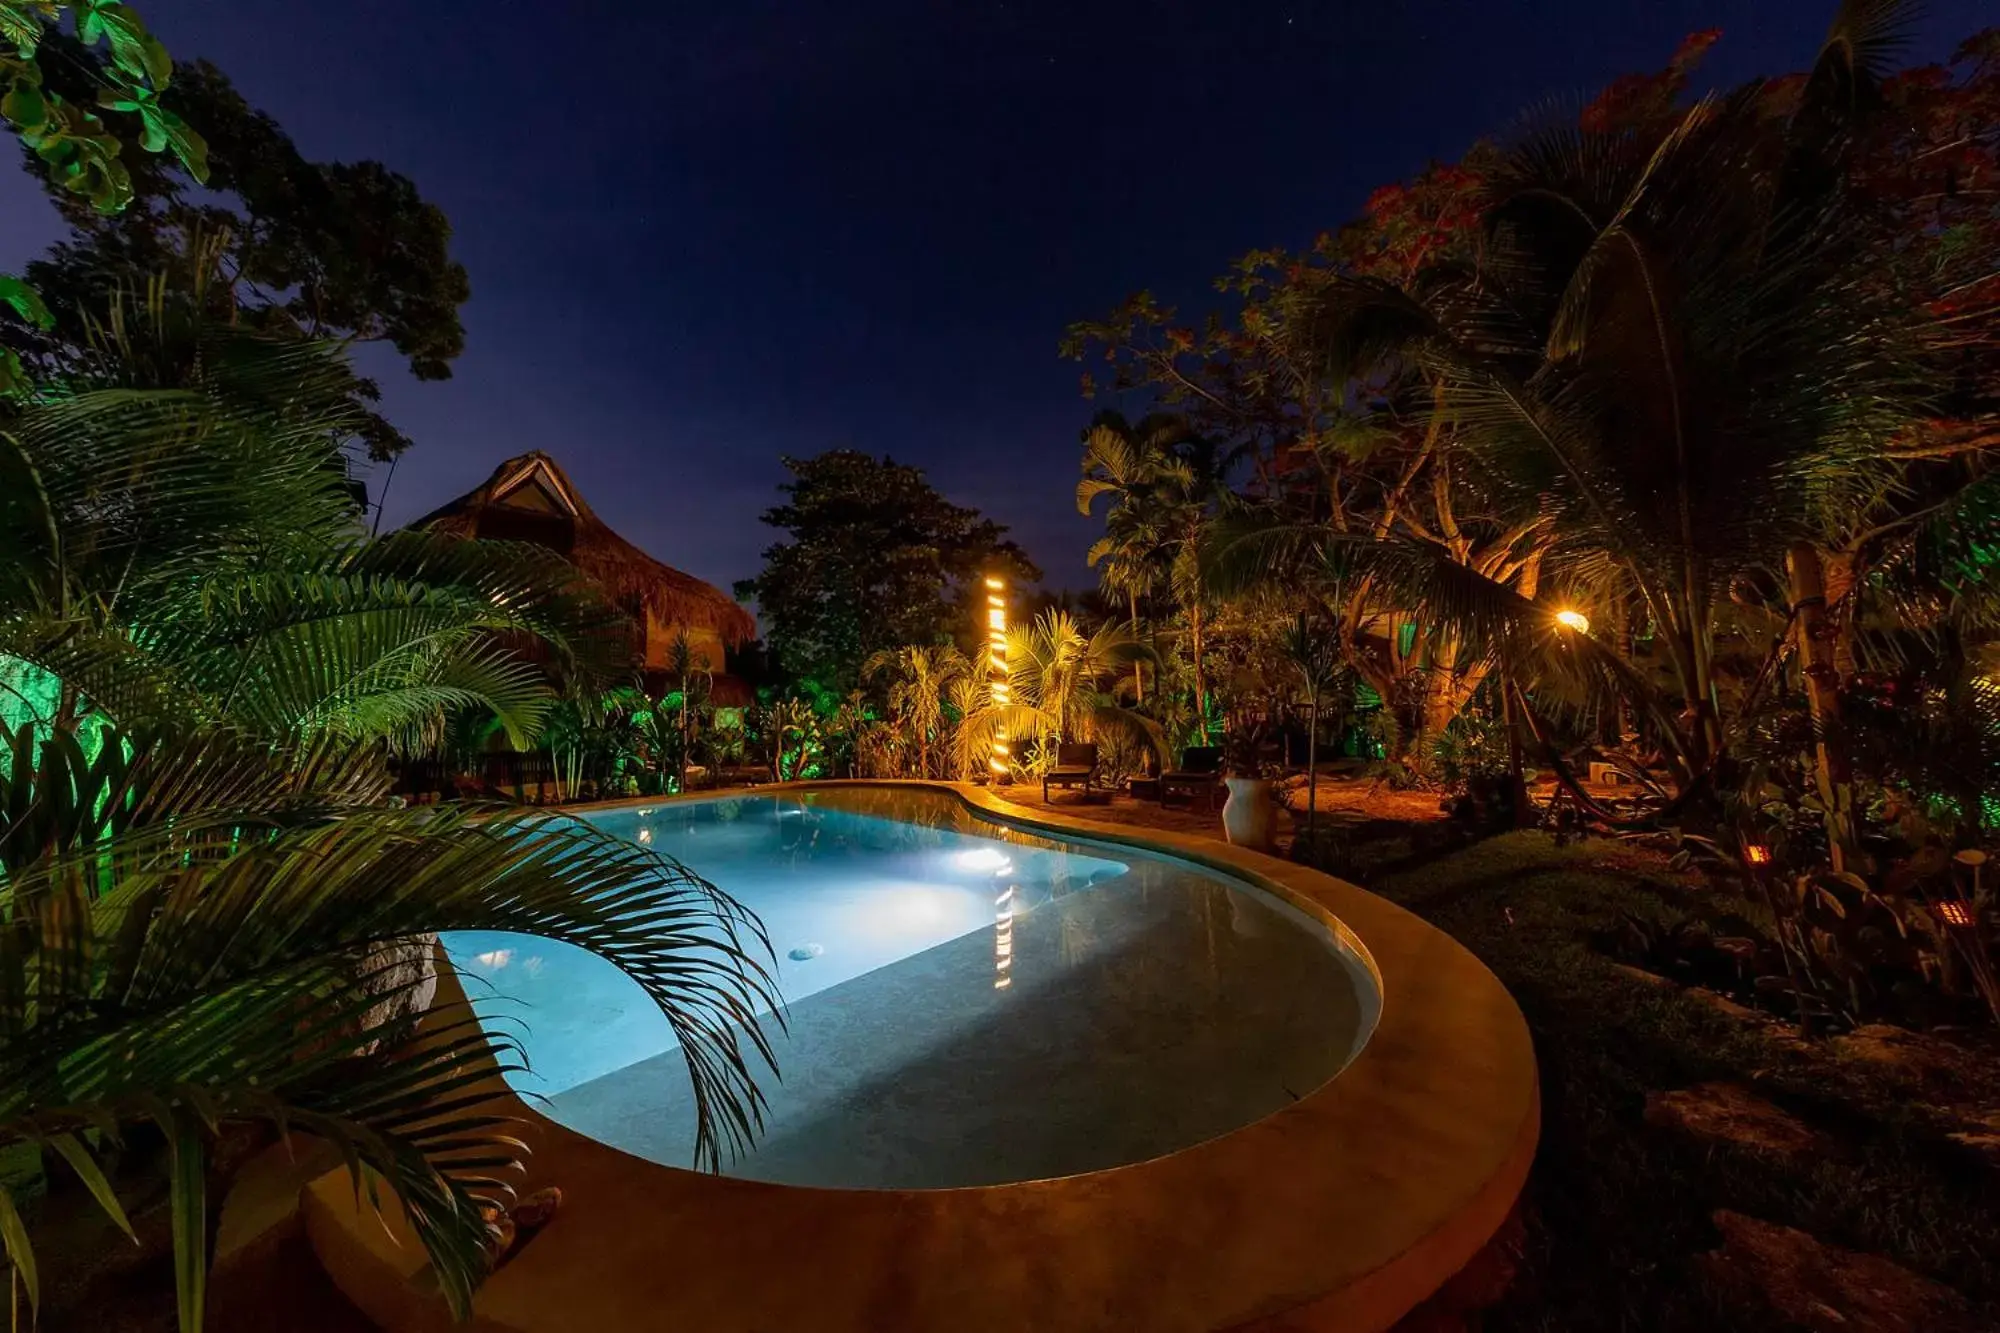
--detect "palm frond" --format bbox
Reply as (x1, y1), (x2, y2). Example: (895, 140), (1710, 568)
(1, 777), (781, 1324)
(342, 531), (635, 687)
(1810, 0), (1917, 105)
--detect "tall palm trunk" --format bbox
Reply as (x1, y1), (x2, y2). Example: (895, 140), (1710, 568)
(1129, 590), (1144, 704)
(1304, 685), (1319, 841)
(1191, 599), (1209, 741)
(1787, 543), (1854, 869)
(1615, 597), (1636, 743)
(677, 697), (689, 795)
(1684, 561), (1724, 767)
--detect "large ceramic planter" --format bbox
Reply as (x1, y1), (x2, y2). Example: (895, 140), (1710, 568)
(1222, 777), (1276, 850)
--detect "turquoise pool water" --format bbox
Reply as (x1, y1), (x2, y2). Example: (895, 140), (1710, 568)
(445, 789), (1377, 1188)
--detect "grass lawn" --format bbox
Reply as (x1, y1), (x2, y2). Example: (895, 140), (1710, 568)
(1370, 832), (2000, 1330)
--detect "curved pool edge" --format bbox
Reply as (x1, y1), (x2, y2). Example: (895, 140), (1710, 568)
(305, 780), (1539, 1333)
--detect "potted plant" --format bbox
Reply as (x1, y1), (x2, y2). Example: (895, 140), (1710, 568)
(1221, 723), (1281, 851)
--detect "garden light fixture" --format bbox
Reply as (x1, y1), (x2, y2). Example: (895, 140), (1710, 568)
(1936, 900), (1976, 929)
(985, 574), (1010, 780)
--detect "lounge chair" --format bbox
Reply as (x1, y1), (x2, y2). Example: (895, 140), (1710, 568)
(1043, 742), (1100, 802)
(1159, 746), (1223, 810)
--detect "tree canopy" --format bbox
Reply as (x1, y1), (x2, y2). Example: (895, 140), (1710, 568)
(735, 450), (1041, 693)
(12, 38), (469, 457)
(1068, 15), (2000, 775)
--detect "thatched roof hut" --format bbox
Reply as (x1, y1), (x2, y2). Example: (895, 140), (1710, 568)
(412, 451), (756, 647)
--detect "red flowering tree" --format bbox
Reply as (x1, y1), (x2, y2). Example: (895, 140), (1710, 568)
(1066, 17), (2000, 775)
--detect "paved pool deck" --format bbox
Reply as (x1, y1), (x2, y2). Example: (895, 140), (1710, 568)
(303, 781), (1539, 1332)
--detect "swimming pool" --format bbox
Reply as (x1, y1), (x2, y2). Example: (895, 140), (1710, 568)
(444, 787), (1379, 1189)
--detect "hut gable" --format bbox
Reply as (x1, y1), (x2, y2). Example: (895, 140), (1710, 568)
(411, 451), (756, 650)
(492, 474), (573, 515)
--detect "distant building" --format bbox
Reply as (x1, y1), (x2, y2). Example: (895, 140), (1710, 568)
(411, 451), (756, 704)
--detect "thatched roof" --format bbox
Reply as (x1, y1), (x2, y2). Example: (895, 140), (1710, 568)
(411, 451), (756, 646)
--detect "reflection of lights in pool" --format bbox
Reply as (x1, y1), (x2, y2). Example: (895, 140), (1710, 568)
(638, 808), (654, 817)
(637, 827), (652, 844)
(994, 884), (1015, 989)
(955, 848), (1010, 872)
(523, 956), (545, 977)
(841, 883), (980, 944)
(475, 949), (513, 969)
(886, 888), (951, 927)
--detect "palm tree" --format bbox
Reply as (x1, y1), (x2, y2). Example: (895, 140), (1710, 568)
(0, 328), (631, 753)
(0, 723), (779, 1331)
(1077, 414), (1175, 703)
(0, 318), (778, 1331)
(862, 644), (969, 779)
(943, 672), (987, 779)
(665, 630), (712, 793)
(1077, 412), (1232, 738)
(957, 610), (1162, 776)
(1240, 0), (1962, 796)
(1278, 613), (1347, 840)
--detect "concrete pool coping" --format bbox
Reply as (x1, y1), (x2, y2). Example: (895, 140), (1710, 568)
(304, 781), (1539, 1332)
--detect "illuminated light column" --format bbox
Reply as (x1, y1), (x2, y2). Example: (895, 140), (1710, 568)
(985, 574), (1011, 784)
(994, 881), (1014, 989)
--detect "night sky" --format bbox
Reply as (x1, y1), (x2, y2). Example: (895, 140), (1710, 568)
(0, 0), (1988, 598)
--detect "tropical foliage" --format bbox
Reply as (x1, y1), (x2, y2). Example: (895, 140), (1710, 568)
(0, 1), (206, 216)
(862, 644), (968, 780)
(18, 39), (470, 457)
(1076, 411), (1236, 736)
(0, 0), (206, 392)
(950, 609), (1163, 782)
(1, 317), (629, 754)
(734, 450), (1040, 694)
(0, 303), (777, 1326)
(0, 723), (778, 1327)
(1069, 4), (2000, 1027)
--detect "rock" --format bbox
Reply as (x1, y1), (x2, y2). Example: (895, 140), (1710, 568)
(1712, 936), (1759, 965)
(1697, 1210), (1976, 1332)
(1947, 1111), (2000, 1170)
(1948, 1128), (2000, 1166)
(1686, 988), (1764, 1023)
(1835, 1024), (1970, 1083)
(1611, 963), (1678, 991)
(1644, 1082), (1834, 1160)
(353, 933), (439, 1056)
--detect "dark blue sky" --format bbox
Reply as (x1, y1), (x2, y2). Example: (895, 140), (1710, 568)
(1, 1), (1988, 596)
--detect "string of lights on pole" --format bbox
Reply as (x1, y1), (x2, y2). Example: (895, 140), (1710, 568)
(985, 574), (1010, 782)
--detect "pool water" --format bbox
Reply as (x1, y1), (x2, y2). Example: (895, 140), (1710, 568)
(445, 789), (1378, 1189)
